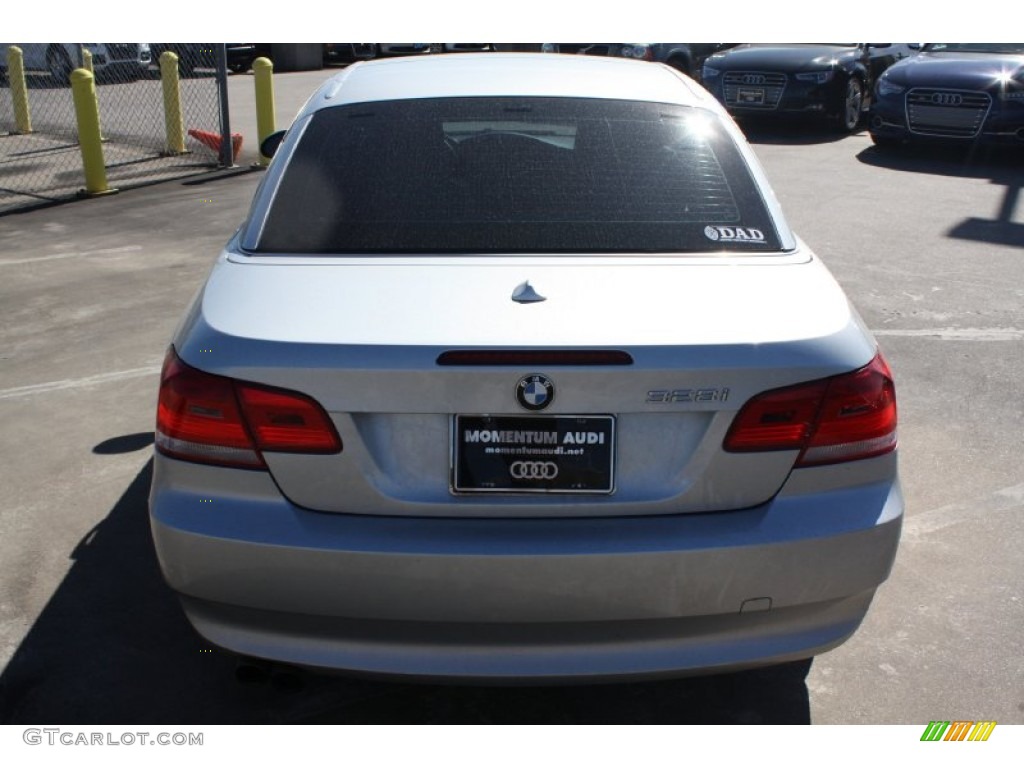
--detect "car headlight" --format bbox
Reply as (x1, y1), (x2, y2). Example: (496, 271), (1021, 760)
(621, 44), (650, 59)
(1000, 73), (1024, 99)
(795, 71), (834, 84)
(876, 78), (906, 97)
(702, 65), (721, 79)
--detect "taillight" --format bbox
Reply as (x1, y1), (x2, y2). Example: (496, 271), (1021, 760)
(155, 348), (342, 469)
(236, 385), (342, 453)
(724, 354), (897, 467)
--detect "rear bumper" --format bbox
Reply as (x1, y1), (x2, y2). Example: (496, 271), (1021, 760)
(150, 453), (902, 680)
(180, 590), (878, 682)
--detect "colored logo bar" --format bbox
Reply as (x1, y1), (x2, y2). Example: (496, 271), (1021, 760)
(921, 721), (997, 741)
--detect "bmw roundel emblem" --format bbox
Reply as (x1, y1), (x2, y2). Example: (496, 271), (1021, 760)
(516, 374), (555, 411)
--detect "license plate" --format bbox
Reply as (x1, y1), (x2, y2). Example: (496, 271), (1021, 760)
(737, 87), (765, 105)
(453, 415), (615, 494)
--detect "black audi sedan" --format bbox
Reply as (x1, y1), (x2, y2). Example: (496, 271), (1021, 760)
(701, 44), (909, 132)
(869, 43), (1024, 147)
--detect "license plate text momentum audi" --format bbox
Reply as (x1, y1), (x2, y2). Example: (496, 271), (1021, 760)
(453, 415), (616, 493)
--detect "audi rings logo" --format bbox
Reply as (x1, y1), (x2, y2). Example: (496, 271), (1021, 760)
(742, 74), (766, 86)
(510, 461), (559, 480)
(932, 93), (963, 106)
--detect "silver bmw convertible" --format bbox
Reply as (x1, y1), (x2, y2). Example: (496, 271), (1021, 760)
(149, 53), (901, 681)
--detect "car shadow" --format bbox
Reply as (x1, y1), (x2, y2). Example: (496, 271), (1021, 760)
(738, 116), (864, 146)
(857, 143), (1024, 248)
(92, 432), (155, 455)
(0, 455), (812, 724)
(303, 660), (813, 724)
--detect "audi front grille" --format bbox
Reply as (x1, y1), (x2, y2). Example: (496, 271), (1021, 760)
(906, 89), (992, 138)
(723, 71), (788, 110)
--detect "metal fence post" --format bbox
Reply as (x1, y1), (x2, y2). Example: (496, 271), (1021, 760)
(159, 51), (187, 154)
(215, 44), (234, 167)
(7, 46), (33, 134)
(253, 57), (275, 166)
(70, 68), (116, 196)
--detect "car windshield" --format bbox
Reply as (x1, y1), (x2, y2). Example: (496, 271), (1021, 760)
(923, 43), (1024, 55)
(255, 97), (782, 254)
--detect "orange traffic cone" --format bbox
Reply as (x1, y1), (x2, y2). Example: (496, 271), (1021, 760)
(188, 128), (243, 162)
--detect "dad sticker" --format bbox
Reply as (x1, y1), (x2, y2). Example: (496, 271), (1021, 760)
(704, 225), (766, 243)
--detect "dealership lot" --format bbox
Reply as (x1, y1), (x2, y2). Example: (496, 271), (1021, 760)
(0, 68), (1022, 724)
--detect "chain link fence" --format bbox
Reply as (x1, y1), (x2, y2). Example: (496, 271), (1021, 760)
(0, 43), (230, 215)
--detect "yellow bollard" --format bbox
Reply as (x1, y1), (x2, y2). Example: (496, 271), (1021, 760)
(7, 46), (33, 134)
(159, 51), (187, 154)
(79, 47), (105, 141)
(253, 57), (276, 166)
(70, 69), (116, 197)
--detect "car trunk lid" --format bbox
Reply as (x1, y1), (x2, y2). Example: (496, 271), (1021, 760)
(176, 249), (876, 517)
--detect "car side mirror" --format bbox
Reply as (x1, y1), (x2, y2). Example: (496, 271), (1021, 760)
(260, 130), (286, 159)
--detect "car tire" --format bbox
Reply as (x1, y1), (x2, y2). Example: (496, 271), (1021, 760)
(667, 56), (694, 79)
(836, 77), (864, 133)
(47, 46), (73, 86)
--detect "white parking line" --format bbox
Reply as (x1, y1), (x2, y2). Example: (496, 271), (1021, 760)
(0, 245), (143, 267)
(1, 326), (1018, 400)
(0, 364), (161, 401)
(903, 483), (1024, 540)
(873, 327), (1024, 341)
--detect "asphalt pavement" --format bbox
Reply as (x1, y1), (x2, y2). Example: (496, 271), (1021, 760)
(0, 69), (1022, 724)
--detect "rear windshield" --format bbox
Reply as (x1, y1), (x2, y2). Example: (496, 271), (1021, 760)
(255, 97), (782, 254)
